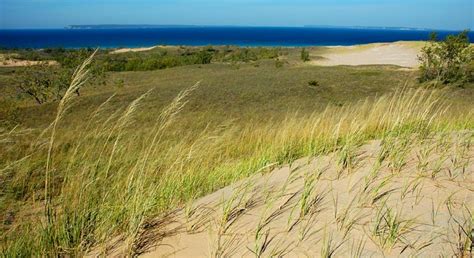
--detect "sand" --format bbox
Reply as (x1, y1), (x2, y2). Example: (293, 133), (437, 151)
(0, 55), (57, 67)
(110, 46), (158, 54)
(94, 132), (474, 257)
(311, 41), (425, 68)
(110, 45), (183, 54)
(110, 41), (425, 68)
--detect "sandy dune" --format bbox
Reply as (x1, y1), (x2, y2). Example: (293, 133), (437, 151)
(110, 46), (158, 54)
(109, 42), (425, 69)
(110, 45), (184, 54)
(97, 132), (473, 257)
(0, 56), (57, 67)
(312, 41), (425, 68)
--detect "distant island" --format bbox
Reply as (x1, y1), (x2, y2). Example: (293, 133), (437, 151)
(66, 24), (435, 31)
(66, 24), (200, 29)
(303, 25), (433, 31)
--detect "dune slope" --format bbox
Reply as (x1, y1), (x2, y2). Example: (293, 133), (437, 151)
(102, 132), (473, 257)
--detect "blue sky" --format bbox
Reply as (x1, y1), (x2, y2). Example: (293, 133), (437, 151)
(1, 0), (473, 30)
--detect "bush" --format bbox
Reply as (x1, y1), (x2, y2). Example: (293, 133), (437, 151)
(14, 51), (105, 104)
(195, 50), (213, 64)
(102, 49), (214, 72)
(275, 59), (284, 68)
(15, 64), (70, 104)
(218, 47), (280, 63)
(301, 48), (310, 62)
(308, 80), (320, 87)
(418, 30), (474, 85)
(8, 47), (279, 73)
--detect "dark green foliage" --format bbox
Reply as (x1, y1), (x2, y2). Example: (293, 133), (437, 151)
(195, 50), (213, 64)
(301, 48), (310, 62)
(101, 49), (214, 71)
(14, 50), (105, 104)
(101, 47), (280, 71)
(2, 46), (282, 105)
(418, 30), (474, 85)
(3, 46), (281, 73)
(15, 64), (70, 104)
(308, 80), (320, 87)
(217, 47), (280, 63)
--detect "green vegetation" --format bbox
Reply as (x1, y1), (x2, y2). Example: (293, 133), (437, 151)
(308, 80), (320, 87)
(418, 30), (474, 85)
(0, 45), (473, 256)
(9, 48), (105, 104)
(3, 46), (283, 105)
(15, 63), (70, 104)
(101, 49), (214, 71)
(3, 46), (282, 73)
(15, 61), (104, 105)
(216, 47), (280, 63)
(301, 48), (310, 62)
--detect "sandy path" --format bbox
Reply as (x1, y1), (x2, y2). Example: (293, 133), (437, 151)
(312, 42), (424, 68)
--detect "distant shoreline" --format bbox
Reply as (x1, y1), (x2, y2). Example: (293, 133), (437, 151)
(2, 41), (427, 50)
(109, 41), (425, 51)
(1, 41), (423, 71)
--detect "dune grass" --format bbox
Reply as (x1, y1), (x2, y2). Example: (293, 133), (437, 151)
(1, 54), (473, 256)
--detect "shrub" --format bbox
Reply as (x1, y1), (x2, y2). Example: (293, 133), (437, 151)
(195, 50), (213, 64)
(308, 80), (320, 87)
(219, 47), (280, 63)
(275, 59), (284, 68)
(301, 48), (310, 62)
(14, 51), (104, 104)
(418, 30), (474, 85)
(15, 64), (70, 104)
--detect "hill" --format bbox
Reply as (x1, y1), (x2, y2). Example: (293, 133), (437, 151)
(0, 45), (473, 257)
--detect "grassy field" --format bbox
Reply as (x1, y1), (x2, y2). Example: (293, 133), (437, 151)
(0, 46), (473, 256)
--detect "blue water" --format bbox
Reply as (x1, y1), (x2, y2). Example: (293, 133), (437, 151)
(0, 27), (472, 49)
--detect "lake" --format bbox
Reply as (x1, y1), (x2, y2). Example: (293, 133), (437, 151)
(0, 27), (472, 49)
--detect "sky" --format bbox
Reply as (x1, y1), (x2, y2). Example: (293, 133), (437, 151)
(0, 0), (473, 30)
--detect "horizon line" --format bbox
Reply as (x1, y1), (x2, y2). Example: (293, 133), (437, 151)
(1, 24), (471, 32)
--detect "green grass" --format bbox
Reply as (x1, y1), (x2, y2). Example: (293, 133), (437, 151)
(0, 48), (473, 256)
(2, 58), (473, 166)
(5, 58), (473, 127)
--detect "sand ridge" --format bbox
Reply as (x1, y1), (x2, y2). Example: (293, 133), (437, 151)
(110, 46), (158, 54)
(96, 132), (474, 257)
(311, 41), (425, 68)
